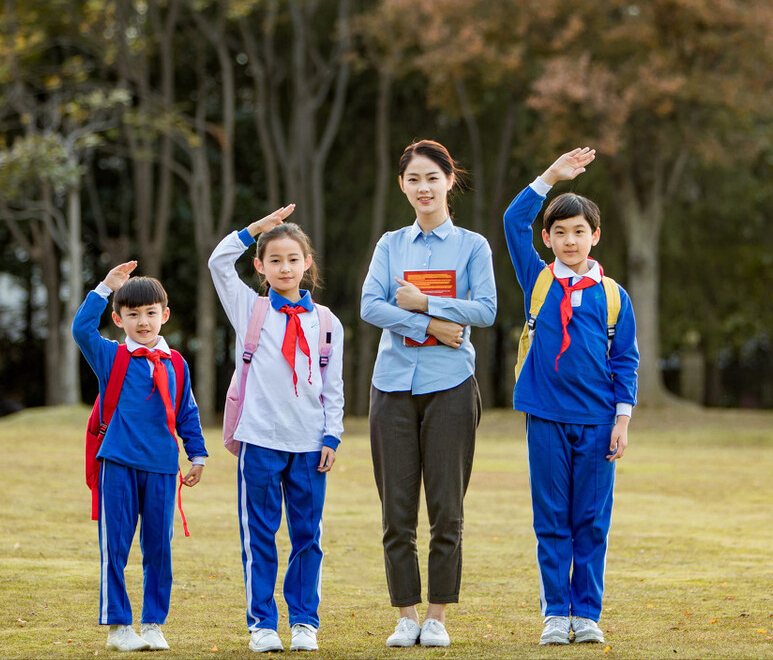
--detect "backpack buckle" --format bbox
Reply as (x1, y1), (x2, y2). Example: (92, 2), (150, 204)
(319, 355), (329, 367)
(242, 350), (254, 363)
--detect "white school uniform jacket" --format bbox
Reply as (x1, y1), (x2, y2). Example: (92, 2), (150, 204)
(208, 229), (345, 453)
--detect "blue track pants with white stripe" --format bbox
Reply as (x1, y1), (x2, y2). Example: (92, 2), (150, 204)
(97, 459), (176, 625)
(237, 442), (326, 631)
(526, 415), (616, 621)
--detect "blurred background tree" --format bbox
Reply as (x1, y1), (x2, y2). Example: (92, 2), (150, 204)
(2, 0), (772, 420)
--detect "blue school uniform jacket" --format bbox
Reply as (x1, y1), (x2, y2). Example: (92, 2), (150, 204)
(503, 183), (639, 425)
(72, 291), (207, 474)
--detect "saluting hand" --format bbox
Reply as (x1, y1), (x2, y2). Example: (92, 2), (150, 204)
(103, 261), (138, 292)
(247, 204), (296, 237)
(541, 147), (596, 186)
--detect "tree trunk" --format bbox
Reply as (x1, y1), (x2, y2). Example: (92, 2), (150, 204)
(61, 185), (82, 404)
(195, 262), (217, 426)
(39, 231), (62, 406)
(616, 179), (669, 406)
(354, 66), (391, 416)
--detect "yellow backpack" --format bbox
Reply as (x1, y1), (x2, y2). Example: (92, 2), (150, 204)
(514, 266), (621, 382)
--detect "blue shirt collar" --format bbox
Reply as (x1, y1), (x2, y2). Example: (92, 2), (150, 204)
(268, 288), (314, 311)
(409, 217), (454, 242)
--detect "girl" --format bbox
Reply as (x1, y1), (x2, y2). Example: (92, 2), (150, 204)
(360, 140), (497, 648)
(208, 206), (344, 653)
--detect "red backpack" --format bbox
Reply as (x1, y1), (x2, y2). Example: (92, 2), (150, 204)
(85, 345), (185, 522)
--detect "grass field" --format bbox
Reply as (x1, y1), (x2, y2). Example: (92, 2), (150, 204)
(2, 404), (773, 659)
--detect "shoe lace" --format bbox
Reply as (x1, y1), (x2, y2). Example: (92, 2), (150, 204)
(423, 619), (445, 635)
(545, 617), (568, 633)
(396, 617), (417, 632)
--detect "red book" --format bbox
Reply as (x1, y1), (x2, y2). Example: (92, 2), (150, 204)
(403, 270), (457, 346)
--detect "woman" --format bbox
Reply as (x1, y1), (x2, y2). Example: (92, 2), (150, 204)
(360, 139), (497, 648)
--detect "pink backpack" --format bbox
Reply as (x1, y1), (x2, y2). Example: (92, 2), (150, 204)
(223, 296), (334, 456)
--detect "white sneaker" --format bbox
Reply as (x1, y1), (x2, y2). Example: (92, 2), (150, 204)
(106, 625), (151, 652)
(419, 619), (450, 647)
(571, 616), (605, 643)
(385, 617), (421, 647)
(249, 628), (284, 653)
(539, 616), (570, 645)
(140, 623), (170, 651)
(290, 624), (318, 651)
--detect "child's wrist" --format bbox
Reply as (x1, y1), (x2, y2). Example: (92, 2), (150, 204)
(540, 169), (560, 186)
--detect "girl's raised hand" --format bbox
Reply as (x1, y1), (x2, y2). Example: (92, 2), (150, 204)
(103, 261), (138, 292)
(541, 147), (596, 186)
(247, 204), (296, 237)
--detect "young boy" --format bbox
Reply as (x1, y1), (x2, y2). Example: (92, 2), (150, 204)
(72, 261), (207, 652)
(503, 148), (639, 645)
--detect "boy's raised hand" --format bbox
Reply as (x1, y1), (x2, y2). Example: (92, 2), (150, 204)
(247, 204), (296, 237)
(541, 147), (596, 186)
(103, 261), (138, 292)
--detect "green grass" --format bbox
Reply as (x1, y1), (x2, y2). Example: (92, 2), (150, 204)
(2, 405), (773, 659)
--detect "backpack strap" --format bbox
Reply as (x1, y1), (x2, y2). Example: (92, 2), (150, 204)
(170, 349), (185, 416)
(235, 296), (270, 414)
(100, 344), (131, 432)
(514, 267), (554, 383)
(315, 303), (333, 380)
(601, 276), (621, 355)
(527, 266), (554, 332)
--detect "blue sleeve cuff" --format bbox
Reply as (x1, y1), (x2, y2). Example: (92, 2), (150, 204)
(323, 434), (340, 451)
(238, 228), (256, 247)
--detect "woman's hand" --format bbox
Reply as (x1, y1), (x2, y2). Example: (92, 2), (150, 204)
(394, 277), (429, 311)
(247, 204), (296, 237)
(427, 318), (465, 349)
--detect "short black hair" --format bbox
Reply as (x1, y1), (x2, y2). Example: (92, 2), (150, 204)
(113, 276), (168, 314)
(543, 192), (600, 233)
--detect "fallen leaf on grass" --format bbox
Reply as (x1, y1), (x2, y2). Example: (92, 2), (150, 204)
(710, 619), (718, 624)
(725, 595), (735, 600)
(683, 611), (692, 616)
(210, 646), (218, 652)
(16, 619), (26, 626)
(757, 629), (768, 634)
(646, 603), (655, 609)
(603, 645), (611, 653)
(486, 624), (493, 629)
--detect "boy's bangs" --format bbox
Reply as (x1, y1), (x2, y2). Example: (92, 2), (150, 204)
(114, 277), (168, 313)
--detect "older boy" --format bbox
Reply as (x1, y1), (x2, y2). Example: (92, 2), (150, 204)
(503, 148), (639, 645)
(72, 261), (207, 652)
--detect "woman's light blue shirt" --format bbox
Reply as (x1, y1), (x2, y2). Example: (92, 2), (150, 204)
(360, 218), (497, 395)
